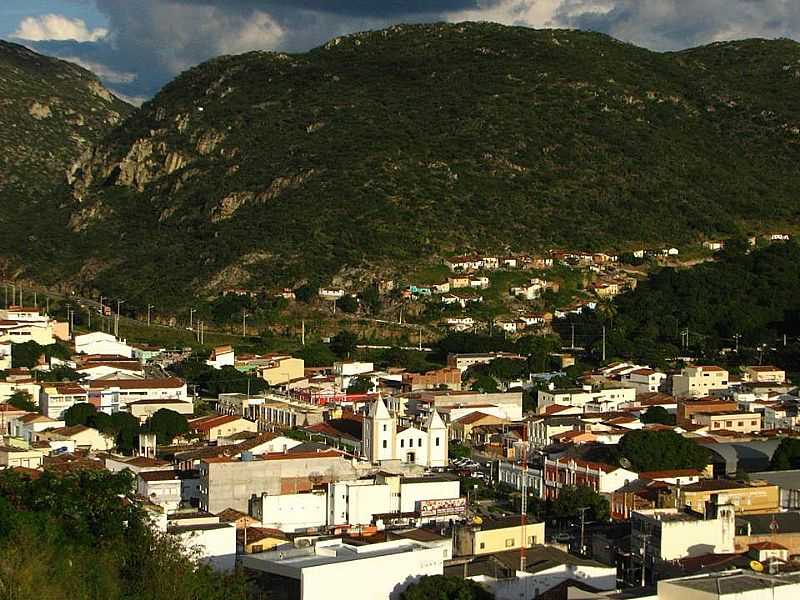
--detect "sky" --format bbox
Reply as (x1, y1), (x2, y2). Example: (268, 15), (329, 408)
(2, 0), (800, 104)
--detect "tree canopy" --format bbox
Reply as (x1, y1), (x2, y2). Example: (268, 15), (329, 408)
(618, 430), (709, 472)
(770, 438), (800, 470)
(7, 390), (37, 412)
(400, 575), (493, 600)
(64, 402), (97, 427)
(145, 409), (190, 445)
(551, 485), (610, 522)
(640, 406), (675, 425)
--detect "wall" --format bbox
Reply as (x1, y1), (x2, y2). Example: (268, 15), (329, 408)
(300, 544), (443, 600)
(174, 524), (236, 571)
(478, 563), (617, 600)
(399, 480), (461, 514)
(473, 523), (545, 555)
(254, 492), (327, 531)
(682, 486), (779, 515)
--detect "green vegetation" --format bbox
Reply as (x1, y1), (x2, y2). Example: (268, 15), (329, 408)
(567, 241), (800, 368)
(0, 469), (246, 600)
(770, 438), (800, 470)
(11, 340), (71, 369)
(449, 441), (471, 459)
(64, 402), (98, 427)
(7, 390), (36, 412)
(400, 576), (493, 600)
(552, 485), (610, 521)
(144, 409), (190, 445)
(618, 430), (710, 472)
(7, 26), (800, 310)
(640, 406), (675, 425)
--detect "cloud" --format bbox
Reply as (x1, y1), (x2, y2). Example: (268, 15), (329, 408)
(13, 14), (108, 43)
(59, 56), (137, 84)
(14, 0), (800, 100)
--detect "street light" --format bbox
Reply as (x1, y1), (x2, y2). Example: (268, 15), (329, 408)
(115, 299), (125, 337)
(147, 304), (155, 326)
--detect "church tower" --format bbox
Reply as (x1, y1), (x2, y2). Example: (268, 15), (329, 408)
(424, 409), (448, 468)
(363, 397), (396, 463)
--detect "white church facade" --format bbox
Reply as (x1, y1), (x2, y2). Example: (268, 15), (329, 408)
(362, 398), (448, 468)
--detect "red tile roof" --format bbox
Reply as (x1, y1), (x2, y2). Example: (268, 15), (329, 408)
(88, 377), (185, 390)
(189, 414), (243, 432)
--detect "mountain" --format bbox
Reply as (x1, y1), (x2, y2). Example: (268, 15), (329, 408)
(7, 24), (800, 308)
(0, 40), (131, 276)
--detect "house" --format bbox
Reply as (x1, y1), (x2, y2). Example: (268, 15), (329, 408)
(188, 415), (258, 442)
(39, 383), (89, 419)
(206, 345), (235, 369)
(451, 412), (510, 442)
(35, 424), (113, 451)
(621, 368), (667, 393)
(126, 398), (194, 423)
(702, 240), (725, 251)
(510, 278), (549, 301)
(0, 343), (10, 370)
(74, 332), (134, 358)
(0, 445), (44, 469)
(241, 538), (444, 600)
(447, 275), (471, 289)
(431, 282), (450, 294)
(255, 356), (304, 386)
(318, 288), (345, 300)
(591, 282), (620, 299)
(446, 317), (475, 332)
(13, 413), (64, 442)
(238, 527), (289, 554)
(76, 360), (143, 381)
(87, 377), (188, 413)
(470, 276), (490, 289)
(693, 411), (762, 434)
(137, 470), (184, 513)
(453, 515), (545, 556)
(446, 255), (483, 272)
(672, 366), (730, 399)
(0, 378), (40, 404)
(167, 514), (236, 571)
(402, 367), (461, 392)
(744, 366), (786, 384)
(537, 386), (636, 414)
(362, 398), (448, 468)
(446, 352), (525, 373)
(496, 320), (518, 334)
(678, 397), (739, 425)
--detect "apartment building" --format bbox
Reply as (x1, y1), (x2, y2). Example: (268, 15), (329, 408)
(694, 411), (762, 434)
(672, 366), (730, 398)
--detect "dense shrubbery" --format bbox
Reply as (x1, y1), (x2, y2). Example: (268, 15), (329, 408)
(0, 469), (247, 600)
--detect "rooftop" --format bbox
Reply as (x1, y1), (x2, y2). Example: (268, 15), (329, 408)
(669, 572), (794, 594)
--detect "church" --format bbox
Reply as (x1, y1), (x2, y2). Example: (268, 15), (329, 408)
(362, 397), (448, 468)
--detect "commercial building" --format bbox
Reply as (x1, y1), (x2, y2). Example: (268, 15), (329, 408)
(453, 515), (545, 556)
(632, 505), (736, 567)
(446, 352), (525, 373)
(672, 366), (730, 399)
(199, 449), (360, 513)
(744, 365), (786, 384)
(542, 457), (637, 500)
(676, 479), (780, 515)
(74, 332), (134, 358)
(242, 538), (444, 600)
(250, 473), (462, 532)
(748, 470), (800, 510)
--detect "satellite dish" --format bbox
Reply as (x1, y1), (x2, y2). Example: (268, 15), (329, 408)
(620, 457), (633, 469)
(750, 560), (764, 572)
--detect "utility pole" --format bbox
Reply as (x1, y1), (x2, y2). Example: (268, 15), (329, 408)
(639, 533), (651, 587)
(578, 506), (589, 556)
(46, 296), (49, 315)
(147, 304), (154, 326)
(115, 299), (125, 338)
(570, 323), (575, 350)
(301, 320), (306, 346)
(87, 306), (91, 329)
(242, 310), (248, 337)
(602, 326), (606, 362)
(399, 306), (403, 325)
(734, 333), (741, 353)
(189, 308), (196, 330)
(520, 445), (528, 572)
(419, 327), (423, 351)
(33, 291), (37, 307)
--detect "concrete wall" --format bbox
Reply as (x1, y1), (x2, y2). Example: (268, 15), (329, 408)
(399, 480), (460, 514)
(254, 491), (327, 531)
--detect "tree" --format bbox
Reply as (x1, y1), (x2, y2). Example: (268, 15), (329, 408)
(330, 330), (358, 358)
(64, 402), (97, 426)
(551, 485), (610, 521)
(618, 430), (709, 472)
(337, 294), (359, 314)
(293, 342), (337, 367)
(145, 409), (189, 445)
(347, 376), (372, 394)
(470, 373), (498, 393)
(105, 412), (141, 454)
(770, 438), (800, 470)
(401, 576), (492, 600)
(11, 341), (45, 369)
(449, 441), (471, 459)
(7, 391), (36, 412)
(294, 284), (317, 303)
(640, 406), (675, 425)
(487, 357), (527, 382)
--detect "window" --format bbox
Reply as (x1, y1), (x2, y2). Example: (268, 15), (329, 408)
(382, 440), (387, 449)
(400, 439), (404, 448)
(479, 542), (485, 550)
(252, 545), (262, 553)
(435, 437), (440, 446)
(383, 424), (387, 432)
(418, 438), (423, 447)
(505, 538), (514, 548)
(726, 421), (732, 427)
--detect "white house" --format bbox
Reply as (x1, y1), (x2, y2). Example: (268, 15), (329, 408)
(206, 345), (235, 369)
(88, 377), (188, 413)
(622, 368), (667, 393)
(168, 514), (236, 571)
(362, 398), (448, 468)
(75, 332), (134, 358)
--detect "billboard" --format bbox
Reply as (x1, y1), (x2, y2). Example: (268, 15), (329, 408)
(418, 497), (467, 517)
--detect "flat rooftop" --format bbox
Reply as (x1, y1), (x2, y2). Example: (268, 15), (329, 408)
(242, 539), (428, 573)
(668, 572), (794, 594)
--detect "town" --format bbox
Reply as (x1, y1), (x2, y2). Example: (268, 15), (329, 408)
(2, 277), (800, 600)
